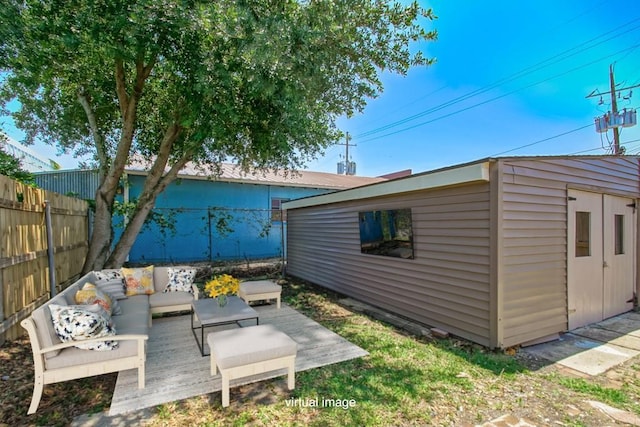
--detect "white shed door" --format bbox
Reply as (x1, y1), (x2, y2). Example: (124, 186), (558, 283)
(568, 190), (636, 330)
(603, 194), (636, 319)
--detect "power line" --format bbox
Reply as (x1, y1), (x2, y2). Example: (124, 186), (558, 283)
(356, 42), (640, 144)
(490, 124), (593, 156)
(351, 1), (613, 138)
(569, 137), (640, 155)
(354, 17), (640, 140)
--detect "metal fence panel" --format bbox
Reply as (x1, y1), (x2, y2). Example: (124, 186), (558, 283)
(125, 207), (285, 264)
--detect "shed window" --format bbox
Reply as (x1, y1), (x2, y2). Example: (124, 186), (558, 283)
(575, 211), (590, 257)
(615, 214), (625, 255)
(271, 198), (289, 222)
(358, 208), (414, 259)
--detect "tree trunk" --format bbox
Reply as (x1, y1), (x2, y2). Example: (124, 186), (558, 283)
(82, 185), (117, 273)
(80, 56), (155, 272)
(105, 194), (156, 268)
(104, 128), (190, 268)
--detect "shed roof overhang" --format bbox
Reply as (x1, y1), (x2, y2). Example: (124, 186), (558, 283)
(283, 160), (491, 210)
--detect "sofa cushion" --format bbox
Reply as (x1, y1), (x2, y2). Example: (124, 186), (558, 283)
(112, 312), (150, 336)
(208, 324), (297, 370)
(45, 339), (139, 370)
(164, 267), (196, 293)
(49, 304), (118, 351)
(122, 266), (155, 296)
(149, 291), (194, 308)
(117, 295), (150, 314)
(94, 269), (127, 300)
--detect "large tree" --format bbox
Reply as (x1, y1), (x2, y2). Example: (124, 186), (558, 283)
(0, 1), (436, 271)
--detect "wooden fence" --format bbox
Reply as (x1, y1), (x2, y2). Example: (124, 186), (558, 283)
(0, 174), (89, 343)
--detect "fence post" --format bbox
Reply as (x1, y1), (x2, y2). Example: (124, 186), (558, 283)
(0, 266), (4, 346)
(44, 200), (57, 297)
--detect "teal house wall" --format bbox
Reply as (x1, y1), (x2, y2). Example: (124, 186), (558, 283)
(35, 165), (384, 265)
(120, 174), (330, 263)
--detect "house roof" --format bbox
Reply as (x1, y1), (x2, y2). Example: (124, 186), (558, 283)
(125, 160), (386, 190)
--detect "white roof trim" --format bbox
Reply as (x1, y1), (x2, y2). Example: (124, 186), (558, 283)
(283, 161), (491, 210)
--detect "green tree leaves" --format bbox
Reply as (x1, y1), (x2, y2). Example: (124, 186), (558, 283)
(0, 0), (436, 269)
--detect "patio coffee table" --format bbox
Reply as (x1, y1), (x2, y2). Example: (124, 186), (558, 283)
(191, 296), (259, 356)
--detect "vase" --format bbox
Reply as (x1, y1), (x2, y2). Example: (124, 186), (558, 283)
(217, 294), (228, 307)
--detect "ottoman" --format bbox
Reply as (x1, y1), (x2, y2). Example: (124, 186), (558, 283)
(207, 324), (297, 407)
(238, 280), (282, 309)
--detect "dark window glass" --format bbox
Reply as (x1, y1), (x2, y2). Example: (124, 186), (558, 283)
(615, 214), (624, 255)
(359, 208), (414, 259)
(575, 211), (590, 257)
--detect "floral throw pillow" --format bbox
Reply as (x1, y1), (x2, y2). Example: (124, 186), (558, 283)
(164, 267), (197, 293)
(49, 303), (118, 351)
(75, 283), (122, 316)
(122, 266), (155, 296)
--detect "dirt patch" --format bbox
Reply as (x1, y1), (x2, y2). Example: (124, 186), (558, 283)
(0, 336), (116, 427)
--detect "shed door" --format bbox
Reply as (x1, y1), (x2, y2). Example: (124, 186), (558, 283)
(568, 190), (603, 329)
(603, 194), (636, 319)
(568, 190), (636, 329)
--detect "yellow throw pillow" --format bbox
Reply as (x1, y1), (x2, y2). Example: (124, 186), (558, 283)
(75, 283), (113, 315)
(122, 266), (155, 296)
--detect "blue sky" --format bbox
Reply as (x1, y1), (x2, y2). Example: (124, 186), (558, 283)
(307, 0), (640, 176)
(3, 0), (640, 177)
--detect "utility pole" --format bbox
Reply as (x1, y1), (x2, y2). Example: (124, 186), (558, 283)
(337, 132), (357, 175)
(345, 132), (351, 169)
(609, 64), (621, 154)
(587, 64), (639, 155)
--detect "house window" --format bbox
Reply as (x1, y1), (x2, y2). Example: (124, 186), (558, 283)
(358, 208), (414, 259)
(575, 211), (590, 257)
(271, 198), (289, 222)
(615, 214), (625, 255)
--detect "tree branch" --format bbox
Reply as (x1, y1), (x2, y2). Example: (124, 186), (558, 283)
(115, 57), (128, 119)
(157, 149), (193, 192)
(77, 89), (108, 178)
(112, 53), (158, 180)
(144, 122), (182, 189)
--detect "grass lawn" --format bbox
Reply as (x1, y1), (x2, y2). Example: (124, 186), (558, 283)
(140, 280), (640, 427)
(3, 277), (640, 426)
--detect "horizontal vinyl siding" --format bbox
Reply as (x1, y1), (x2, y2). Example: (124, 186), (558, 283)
(287, 183), (492, 346)
(499, 157), (640, 347)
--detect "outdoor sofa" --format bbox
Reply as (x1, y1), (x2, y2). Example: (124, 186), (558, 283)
(20, 265), (199, 414)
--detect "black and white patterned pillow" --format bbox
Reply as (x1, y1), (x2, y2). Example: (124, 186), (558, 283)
(94, 270), (127, 300)
(49, 303), (118, 351)
(164, 267), (196, 293)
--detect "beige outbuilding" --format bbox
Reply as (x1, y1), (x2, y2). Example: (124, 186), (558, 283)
(283, 156), (640, 348)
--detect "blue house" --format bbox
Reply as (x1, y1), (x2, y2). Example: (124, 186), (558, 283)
(35, 164), (385, 264)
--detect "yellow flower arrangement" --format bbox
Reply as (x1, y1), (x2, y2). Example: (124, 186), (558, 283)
(204, 274), (240, 299)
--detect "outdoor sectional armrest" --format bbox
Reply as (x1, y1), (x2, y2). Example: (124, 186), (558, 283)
(192, 284), (200, 300)
(37, 334), (149, 356)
